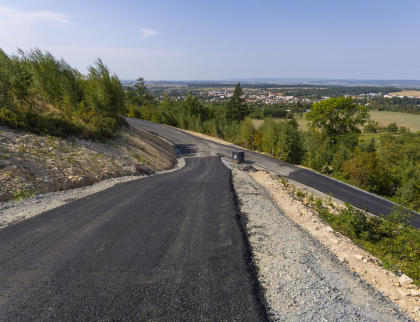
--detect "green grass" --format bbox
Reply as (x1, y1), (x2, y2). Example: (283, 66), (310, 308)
(360, 132), (382, 141)
(369, 111), (420, 132)
(13, 186), (35, 201)
(251, 117), (308, 130)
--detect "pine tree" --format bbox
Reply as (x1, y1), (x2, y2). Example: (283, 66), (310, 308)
(226, 83), (249, 123)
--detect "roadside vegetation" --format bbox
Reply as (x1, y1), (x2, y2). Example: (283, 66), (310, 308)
(288, 185), (420, 286)
(0, 48), (126, 141)
(126, 80), (420, 212)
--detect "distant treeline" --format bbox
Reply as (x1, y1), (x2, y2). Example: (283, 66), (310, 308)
(185, 83), (324, 89)
(275, 86), (401, 97)
(368, 97), (420, 114)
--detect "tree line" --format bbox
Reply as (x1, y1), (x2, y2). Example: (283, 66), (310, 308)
(0, 48), (126, 140)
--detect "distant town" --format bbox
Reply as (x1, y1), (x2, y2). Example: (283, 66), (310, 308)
(151, 88), (420, 105)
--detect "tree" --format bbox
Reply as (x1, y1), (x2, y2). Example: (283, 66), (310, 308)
(342, 148), (393, 195)
(387, 122), (398, 133)
(126, 77), (155, 107)
(85, 58), (125, 115)
(183, 92), (210, 121)
(239, 118), (257, 150)
(305, 97), (369, 142)
(226, 83), (249, 123)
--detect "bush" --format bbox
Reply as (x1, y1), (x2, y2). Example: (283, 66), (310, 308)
(318, 203), (420, 285)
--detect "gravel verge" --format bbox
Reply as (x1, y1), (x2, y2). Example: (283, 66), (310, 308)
(223, 157), (412, 321)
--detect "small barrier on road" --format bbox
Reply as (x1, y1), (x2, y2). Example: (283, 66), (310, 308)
(232, 151), (245, 164)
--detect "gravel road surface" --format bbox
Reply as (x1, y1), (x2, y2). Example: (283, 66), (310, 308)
(0, 157), (267, 321)
(126, 118), (420, 228)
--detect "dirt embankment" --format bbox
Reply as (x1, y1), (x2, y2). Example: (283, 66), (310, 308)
(0, 125), (178, 202)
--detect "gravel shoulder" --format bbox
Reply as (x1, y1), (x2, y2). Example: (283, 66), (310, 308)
(224, 158), (412, 321)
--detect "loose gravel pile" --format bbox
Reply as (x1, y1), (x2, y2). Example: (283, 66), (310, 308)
(223, 158), (411, 321)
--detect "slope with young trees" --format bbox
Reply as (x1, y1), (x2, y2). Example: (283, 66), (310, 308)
(0, 48), (126, 140)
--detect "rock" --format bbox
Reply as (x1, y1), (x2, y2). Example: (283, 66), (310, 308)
(354, 254), (364, 260)
(338, 257), (347, 263)
(411, 289), (420, 297)
(397, 288), (411, 297)
(407, 284), (419, 290)
(399, 274), (414, 287)
(326, 226), (334, 232)
(413, 306), (420, 316)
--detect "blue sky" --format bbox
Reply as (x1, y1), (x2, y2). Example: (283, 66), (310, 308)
(1, 0), (419, 81)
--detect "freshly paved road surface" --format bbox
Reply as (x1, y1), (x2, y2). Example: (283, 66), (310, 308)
(0, 157), (267, 321)
(127, 118), (420, 228)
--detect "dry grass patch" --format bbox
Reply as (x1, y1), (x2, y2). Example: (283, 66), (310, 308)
(390, 91), (420, 97)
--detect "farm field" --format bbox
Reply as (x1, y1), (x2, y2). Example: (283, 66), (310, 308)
(389, 90), (420, 97)
(252, 111), (420, 133)
(369, 110), (420, 132)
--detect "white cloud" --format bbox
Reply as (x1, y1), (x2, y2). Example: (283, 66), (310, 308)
(0, 6), (70, 45)
(29, 10), (70, 24)
(46, 45), (182, 59)
(140, 27), (159, 39)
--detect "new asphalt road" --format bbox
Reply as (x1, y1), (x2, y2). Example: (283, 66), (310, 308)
(127, 118), (420, 228)
(0, 156), (267, 321)
(0, 118), (417, 321)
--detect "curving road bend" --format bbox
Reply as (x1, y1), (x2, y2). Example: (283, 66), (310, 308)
(0, 157), (267, 321)
(127, 118), (420, 228)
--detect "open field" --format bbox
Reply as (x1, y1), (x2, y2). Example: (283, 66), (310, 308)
(252, 111), (420, 133)
(251, 118), (308, 130)
(369, 111), (420, 132)
(389, 90), (420, 97)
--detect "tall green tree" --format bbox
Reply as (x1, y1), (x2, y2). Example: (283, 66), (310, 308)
(183, 92), (210, 121)
(305, 97), (369, 143)
(226, 83), (249, 123)
(84, 58), (125, 115)
(126, 77), (155, 107)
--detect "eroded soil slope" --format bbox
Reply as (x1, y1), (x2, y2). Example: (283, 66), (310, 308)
(0, 125), (177, 202)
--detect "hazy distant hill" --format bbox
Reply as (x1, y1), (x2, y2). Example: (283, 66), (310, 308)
(122, 78), (420, 88)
